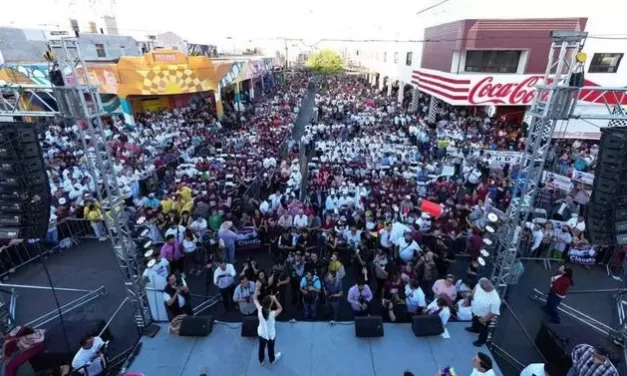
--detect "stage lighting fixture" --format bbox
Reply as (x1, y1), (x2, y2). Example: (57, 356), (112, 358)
(144, 249), (154, 259)
(146, 259), (156, 268)
(487, 213), (499, 223)
(135, 237), (152, 250)
(485, 225), (496, 234)
(480, 249), (490, 258)
(137, 227), (150, 238)
(478, 257), (486, 266)
(483, 238), (493, 246)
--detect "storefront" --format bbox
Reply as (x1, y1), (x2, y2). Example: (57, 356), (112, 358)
(412, 67), (627, 140)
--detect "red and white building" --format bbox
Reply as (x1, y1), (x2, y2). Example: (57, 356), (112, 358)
(412, 17), (627, 139)
(352, 16), (627, 140)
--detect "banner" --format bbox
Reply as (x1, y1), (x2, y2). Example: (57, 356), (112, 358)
(480, 150), (523, 168)
(446, 148), (523, 168)
(542, 171), (573, 192)
(571, 170), (595, 186)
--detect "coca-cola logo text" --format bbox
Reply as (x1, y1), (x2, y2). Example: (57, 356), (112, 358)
(468, 76), (542, 105)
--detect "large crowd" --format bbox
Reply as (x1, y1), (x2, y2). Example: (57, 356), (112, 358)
(1, 71), (621, 376)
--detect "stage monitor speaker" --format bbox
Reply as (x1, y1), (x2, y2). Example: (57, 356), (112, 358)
(241, 316), (259, 337)
(411, 315), (444, 337)
(355, 316), (384, 338)
(0, 122), (51, 240)
(179, 315), (214, 337)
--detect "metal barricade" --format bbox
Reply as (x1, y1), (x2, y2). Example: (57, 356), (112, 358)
(0, 217), (96, 278)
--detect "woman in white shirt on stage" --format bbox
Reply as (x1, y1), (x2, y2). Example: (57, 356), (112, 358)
(253, 290), (283, 367)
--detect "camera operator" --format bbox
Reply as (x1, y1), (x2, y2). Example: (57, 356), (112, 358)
(233, 275), (257, 315)
(72, 334), (107, 376)
(270, 260), (291, 307)
(347, 278), (373, 317)
(287, 251), (305, 305)
(323, 270), (343, 323)
(382, 271), (410, 322)
(305, 250), (326, 277)
(240, 258), (259, 282)
(299, 271), (321, 320)
(163, 273), (192, 318)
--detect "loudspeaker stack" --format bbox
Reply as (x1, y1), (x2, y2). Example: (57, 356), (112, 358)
(587, 127), (627, 245)
(0, 122), (51, 240)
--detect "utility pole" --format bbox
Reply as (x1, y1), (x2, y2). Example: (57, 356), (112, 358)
(284, 38), (289, 70)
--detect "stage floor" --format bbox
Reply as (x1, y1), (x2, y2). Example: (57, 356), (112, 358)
(127, 322), (503, 376)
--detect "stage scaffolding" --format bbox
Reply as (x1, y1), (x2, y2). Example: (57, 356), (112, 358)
(0, 38), (155, 336)
(488, 31), (627, 370)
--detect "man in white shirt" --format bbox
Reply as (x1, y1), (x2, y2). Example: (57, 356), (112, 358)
(213, 260), (236, 313)
(72, 335), (106, 375)
(520, 363), (552, 376)
(470, 352), (496, 376)
(189, 216), (208, 238)
(466, 278), (501, 347)
(395, 231), (420, 263)
(293, 209), (308, 230)
(165, 223), (186, 243)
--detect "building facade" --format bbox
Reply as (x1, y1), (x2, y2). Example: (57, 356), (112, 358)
(350, 16), (627, 139)
(0, 27), (141, 64)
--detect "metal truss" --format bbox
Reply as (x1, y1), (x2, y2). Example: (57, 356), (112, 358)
(46, 39), (154, 333)
(492, 32), (588, 296)
(493, 31), (627, 296)
(0, 83), (58, 119)
(0, 39), (155, 334)
(490, 31), (627, 364)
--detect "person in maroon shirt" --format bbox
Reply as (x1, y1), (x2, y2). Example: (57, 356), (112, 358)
(467, 229), (483, 258)
(382, 272), (405, 304)
(545, 265), (574, 324)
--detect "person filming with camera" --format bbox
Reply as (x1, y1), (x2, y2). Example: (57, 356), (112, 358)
(233, 275), (257, 315)
(347, 278), (373, 317)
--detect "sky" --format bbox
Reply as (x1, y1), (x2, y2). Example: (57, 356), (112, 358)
(0, 0), (624, 49)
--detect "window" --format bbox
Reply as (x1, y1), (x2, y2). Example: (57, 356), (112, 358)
(393, 52), (399, 64)
(383, 52), (387, 63)
(406, 52), (413, 66)
(95, 44), (106, 58)
(589, 53), (623, 73)
(465, 50), (521, 73)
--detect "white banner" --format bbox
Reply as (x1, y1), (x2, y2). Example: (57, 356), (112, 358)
(571, 170), (595, 186)
(542, 171), (573, 192)
(446, 148), (523, 168)
(480, 150), (523, 167)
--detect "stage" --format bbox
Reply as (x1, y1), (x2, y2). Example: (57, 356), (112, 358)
(127, 322), (503, 376)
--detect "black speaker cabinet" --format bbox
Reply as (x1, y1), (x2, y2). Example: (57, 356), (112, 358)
(241, 316), (259, 337)
(355, 316), (384, 338)
(411, 314), (444, 337)
(179, 315), (214, 337)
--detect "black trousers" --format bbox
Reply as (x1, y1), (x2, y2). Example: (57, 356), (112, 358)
(471, 315), (491, 344)
(219, 286), (234, 311)
(258, 336), (276, 363)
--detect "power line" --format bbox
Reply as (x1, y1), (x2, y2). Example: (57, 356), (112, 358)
(415, 0), (452, 16)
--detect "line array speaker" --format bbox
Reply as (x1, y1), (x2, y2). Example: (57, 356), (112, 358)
(587, 127), (627, 245)
(0, 122), (51, 240)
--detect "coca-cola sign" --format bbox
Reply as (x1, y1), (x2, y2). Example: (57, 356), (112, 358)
(468, 76), (542, 105)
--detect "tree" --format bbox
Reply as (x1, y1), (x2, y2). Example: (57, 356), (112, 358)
(306, 49), (344, 76)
